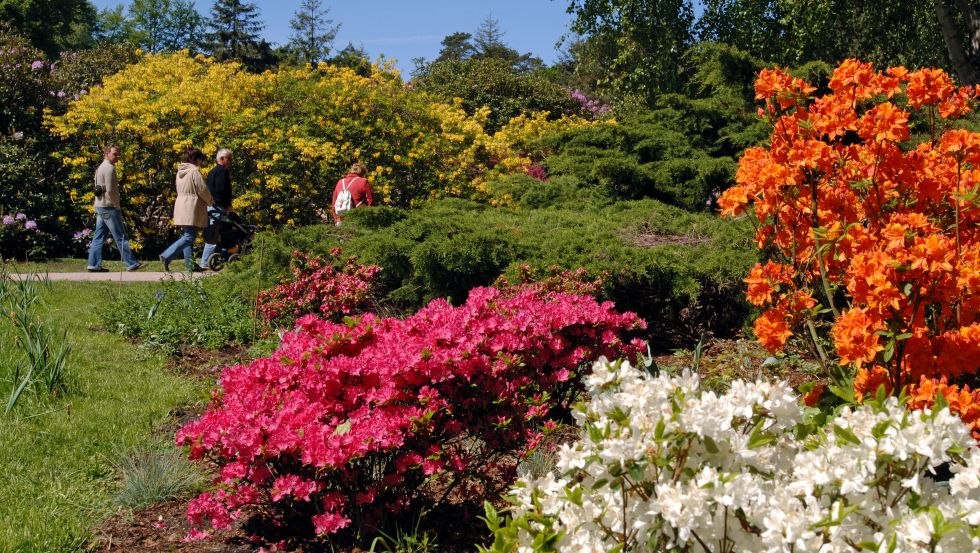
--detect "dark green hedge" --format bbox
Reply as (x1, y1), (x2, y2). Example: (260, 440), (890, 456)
(225, 197), (756, 348)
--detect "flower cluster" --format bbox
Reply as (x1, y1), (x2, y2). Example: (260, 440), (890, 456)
(2, 212), (36, 229)
(718, 60), (980, 430)
(0, 212), (44, 261)
(570, 89), (611, 119)
(256, 249), (381, 328)
(488, 358), (980, 552)
(177, 286), (646, 540)
(72, 227), (91, 243)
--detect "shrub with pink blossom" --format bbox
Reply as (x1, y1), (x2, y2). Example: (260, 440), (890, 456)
(255, 249), (381, 329)
(176, 284), (646, 544)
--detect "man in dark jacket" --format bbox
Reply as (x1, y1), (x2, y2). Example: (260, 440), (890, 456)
(200, 148), (233, 268)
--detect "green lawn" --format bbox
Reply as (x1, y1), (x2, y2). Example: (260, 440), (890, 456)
(0, 281), (209, 552)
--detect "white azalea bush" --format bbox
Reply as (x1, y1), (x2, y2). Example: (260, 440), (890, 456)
(483, 358), (980, 553)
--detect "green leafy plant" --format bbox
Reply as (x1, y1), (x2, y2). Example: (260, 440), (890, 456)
(0, 270), (72, 413)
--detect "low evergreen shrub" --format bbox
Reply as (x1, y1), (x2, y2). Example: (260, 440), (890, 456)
(222, 197), (755, 349)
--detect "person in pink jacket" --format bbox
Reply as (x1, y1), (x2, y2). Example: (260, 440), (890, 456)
(159, 147), (214, 272)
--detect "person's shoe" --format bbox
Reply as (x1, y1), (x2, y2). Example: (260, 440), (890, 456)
(86, 266), (109, 273)
(126, 261), (143, 272)
(192, 263), (205, 273)
(158, 255), (170, 272)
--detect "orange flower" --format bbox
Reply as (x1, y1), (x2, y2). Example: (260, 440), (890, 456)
(832, 308), (884, 367)
(905, 68), (956, 108)
(938, 85), (976, 119)
(853, 366), (891, 402)
(857, 102), (909, 144)
(802, 382), (826, 407)
(754, 308), (793, 353)
(909, 376), (980, 439)
(718, 185), (748, 217)
(755, 67), (816, 111)
(828, 59), (882, 101)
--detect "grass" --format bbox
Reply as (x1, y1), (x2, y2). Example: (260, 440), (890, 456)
(0, 280), (210, 552)
(112, 441), (205, 509)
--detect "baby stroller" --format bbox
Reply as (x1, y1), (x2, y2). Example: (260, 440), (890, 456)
(203, 211), (257, 271)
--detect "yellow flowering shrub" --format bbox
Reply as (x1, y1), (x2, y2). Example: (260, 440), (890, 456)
(46, 51), (602, 244)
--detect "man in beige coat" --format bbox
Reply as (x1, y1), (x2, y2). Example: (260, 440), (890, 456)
(158, 147), (213, 272)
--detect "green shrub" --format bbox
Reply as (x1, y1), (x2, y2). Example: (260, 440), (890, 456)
(412, 57), (581, 132)
(98, 278), (255, 354)
(222, 197), (755, 349)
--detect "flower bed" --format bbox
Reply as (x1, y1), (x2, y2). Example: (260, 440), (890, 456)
(177, 284), (645, 541)
(487, 358), (980, 552)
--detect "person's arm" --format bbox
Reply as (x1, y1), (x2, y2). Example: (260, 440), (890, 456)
(194, 170), (214, 206)
(363, 179), (374, 206)
(331, 182), (341, 220)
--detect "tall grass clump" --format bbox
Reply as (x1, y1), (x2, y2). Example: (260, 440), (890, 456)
(0, 267), (72, 413)
(114, 441), (205, 509)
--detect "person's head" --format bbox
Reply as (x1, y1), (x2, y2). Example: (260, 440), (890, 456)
(104, 144), (120, 164)
(182, 146), (206, 166)
(216, 148), (233, 167)
(348, 162), (367, 177)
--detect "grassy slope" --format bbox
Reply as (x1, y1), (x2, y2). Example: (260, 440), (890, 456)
(0, 281), (207, 552)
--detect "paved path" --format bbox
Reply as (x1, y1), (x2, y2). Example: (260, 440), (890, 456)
(5, 270), (211, 282)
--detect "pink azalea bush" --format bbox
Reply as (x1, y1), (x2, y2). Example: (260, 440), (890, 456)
(176, 283), (646, 541)
(256, 249), (381, 328)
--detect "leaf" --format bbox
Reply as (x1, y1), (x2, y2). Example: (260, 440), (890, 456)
(833, 424), (861, 446)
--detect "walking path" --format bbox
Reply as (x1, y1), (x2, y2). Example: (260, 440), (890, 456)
(5, 270), (212, 282)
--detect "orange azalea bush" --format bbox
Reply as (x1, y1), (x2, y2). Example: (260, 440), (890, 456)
(719, 59), (980, 436)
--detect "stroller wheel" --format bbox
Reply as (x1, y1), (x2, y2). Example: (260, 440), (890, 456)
(227, 254), (241, 264)
(207, 252), (226, 272)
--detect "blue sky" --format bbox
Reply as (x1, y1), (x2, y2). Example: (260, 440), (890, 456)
(100, 1), (578, 75)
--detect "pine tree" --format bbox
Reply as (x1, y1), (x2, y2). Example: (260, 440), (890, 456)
(204, 0), (264, 65)
(287, 0), (339, 63)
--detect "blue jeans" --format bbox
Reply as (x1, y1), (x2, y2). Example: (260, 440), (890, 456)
(87, 207), (139, 269)
(200, 206), (224, 266)
(160, 226), (200, 270)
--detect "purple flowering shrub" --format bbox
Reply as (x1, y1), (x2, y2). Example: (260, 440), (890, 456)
(570, 89), (611, 119)
(0, 212), (45, 260)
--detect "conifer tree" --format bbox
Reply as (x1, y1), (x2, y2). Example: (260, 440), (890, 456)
(287, 0), (339, 63)
(204, 0), (266, 67)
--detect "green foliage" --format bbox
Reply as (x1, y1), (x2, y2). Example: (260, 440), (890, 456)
(0, 27), (51, 135)
(204, 0), (275, 70)
(225, 197), (756, 348)
(0, 30), (136, 259)
(540, 117), (733, 210)
(113, 441), (204, 509)
(565, 0), (696, 104)
(0, 272), (71, 414)
(0, 280), (206, 550)
(98, 276), (255, 354)
(125, 0), (204, 53)
(413, 57), (581, 132)
(287, 0), (338, 64)
(532, 43), (767, 211)
(49, 43), (141, 98)
(0, 0), (96, 56)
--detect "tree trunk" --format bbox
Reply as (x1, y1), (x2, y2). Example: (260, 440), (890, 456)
(936, 0), (980, 84)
